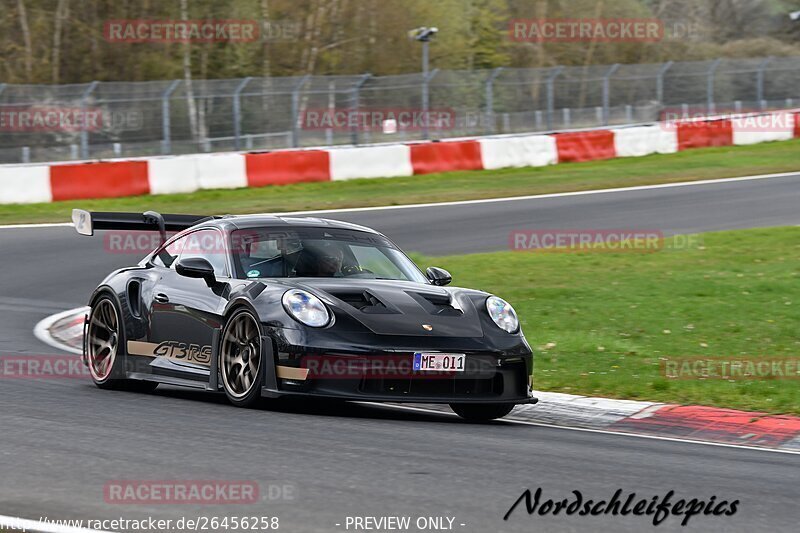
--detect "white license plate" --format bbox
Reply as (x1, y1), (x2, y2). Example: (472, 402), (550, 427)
(413, 353), (466, 372)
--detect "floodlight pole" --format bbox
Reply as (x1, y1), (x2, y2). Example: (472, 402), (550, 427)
(410, 27), (437, 140)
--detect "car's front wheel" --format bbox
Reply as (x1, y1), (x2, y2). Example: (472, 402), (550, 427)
(219, 309), (264, 408)
(450, 403), (515, 421)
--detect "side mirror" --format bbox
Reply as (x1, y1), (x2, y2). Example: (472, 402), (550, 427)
(426, 267), (452, 286)
(176, 257), (216, 285)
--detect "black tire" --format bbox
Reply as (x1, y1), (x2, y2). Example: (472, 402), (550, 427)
(219, 308), (264, 408)
(450, 403), (515, 421)
(87, 294), (157, 393)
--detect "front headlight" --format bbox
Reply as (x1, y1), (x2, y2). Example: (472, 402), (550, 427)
(282, 289), (330, 327)
(486, 296), (519, 333)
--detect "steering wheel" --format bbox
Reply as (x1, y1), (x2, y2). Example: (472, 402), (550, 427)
(342, 265), (373, 276)
(341, 265), (361, 276)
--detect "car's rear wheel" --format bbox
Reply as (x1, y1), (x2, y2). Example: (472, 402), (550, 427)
(220, 309), (264, 408)
(450, 403), (515, 421)
(87, 295), (157, 392)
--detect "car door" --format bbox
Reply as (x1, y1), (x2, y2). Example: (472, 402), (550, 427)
(147, 229), (230, 381)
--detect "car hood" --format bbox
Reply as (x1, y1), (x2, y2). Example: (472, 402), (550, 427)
(287, 278), (487, 337)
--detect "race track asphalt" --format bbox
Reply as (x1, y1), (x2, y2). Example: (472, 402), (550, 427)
(0, 175), (798, 532)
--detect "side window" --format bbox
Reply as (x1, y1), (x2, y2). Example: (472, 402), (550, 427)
(152, 234), (190, 269)
(178, 230), (229, 277)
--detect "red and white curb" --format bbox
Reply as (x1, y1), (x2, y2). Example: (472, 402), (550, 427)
(36, 307), (800, 454)
(33, 306), (87, 356)
(611, 405), (800, 450)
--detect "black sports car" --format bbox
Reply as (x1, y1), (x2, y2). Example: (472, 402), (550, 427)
(74, 209), (537, 421)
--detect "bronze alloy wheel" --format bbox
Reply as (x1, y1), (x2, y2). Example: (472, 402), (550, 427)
(87, 298), (120, 383)
(220, 310), (263, 405)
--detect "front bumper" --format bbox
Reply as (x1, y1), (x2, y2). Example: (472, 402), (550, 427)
(263, 349), (535, 405)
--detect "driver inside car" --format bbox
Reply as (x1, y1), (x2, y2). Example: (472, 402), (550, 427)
(295, 242), (346, 277)
(316, 244), (344, 277)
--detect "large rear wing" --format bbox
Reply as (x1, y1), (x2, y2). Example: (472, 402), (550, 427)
(72, 209), (217, 241)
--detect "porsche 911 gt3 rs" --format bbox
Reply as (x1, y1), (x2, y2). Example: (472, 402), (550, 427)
(74, 209), (537, 420)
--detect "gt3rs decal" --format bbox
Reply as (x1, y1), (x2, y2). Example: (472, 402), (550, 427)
(127, 340), (212, 366)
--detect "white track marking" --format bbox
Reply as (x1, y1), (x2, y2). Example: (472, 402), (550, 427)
(0, 514), (110, 533)
(366, 403), (800, 456)
(33, 306), (87, 355)
(276, 170), (800, 215)
(0, 170), (799, 231)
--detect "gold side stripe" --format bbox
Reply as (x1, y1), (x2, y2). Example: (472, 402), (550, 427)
(127, 340), (158, 357)
(276, 366), (309, 381)
(129, 341), (306, 379)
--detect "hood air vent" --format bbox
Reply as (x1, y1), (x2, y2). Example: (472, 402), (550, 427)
(407, 292), (463, 317)
(329, 289), (395, 314)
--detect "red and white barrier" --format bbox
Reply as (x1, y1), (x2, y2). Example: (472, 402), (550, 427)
(330, 145), (411, 181)
(246, 150), (330, 187)
(795, 112), (800, 138)
(0, 164), (52, 204)
(732, 111), (795, 145)
(479, 135), (557, 169)
(194, 153), (248, 190)
(50, 160), (149, 202)
(555, 130), (617, 163)
(148, 155), (199, 194)
(613, 125), (678, 157)
(1, 110), (798, 204)
(676, 118), (733, 150)
(410, 140), (483, 175)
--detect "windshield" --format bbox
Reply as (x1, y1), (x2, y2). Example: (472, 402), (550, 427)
(231, 227), (428, 283)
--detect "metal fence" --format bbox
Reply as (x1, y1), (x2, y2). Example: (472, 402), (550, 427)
(1, 56), (800, 164)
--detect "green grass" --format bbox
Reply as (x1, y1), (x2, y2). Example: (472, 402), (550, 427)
(411, 226), (800, 415)
(3, 138), (800, 224)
